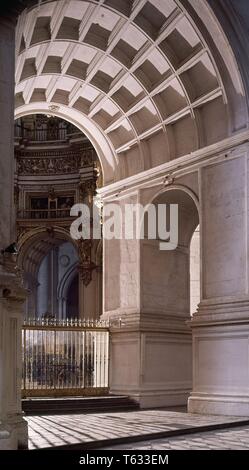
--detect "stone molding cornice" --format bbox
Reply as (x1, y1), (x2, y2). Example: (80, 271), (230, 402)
(99, 129), (249, 199)
(102, 310), (191, 334)
(189, 299), (249, 328)
(16, 147), (96, 175)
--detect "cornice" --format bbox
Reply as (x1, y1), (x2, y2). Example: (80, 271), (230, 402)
(99, 129), (249, 199)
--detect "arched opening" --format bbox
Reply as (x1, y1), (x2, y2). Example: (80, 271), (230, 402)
(15, 105), (117, 185)
(18, 229), (103, 320)
(139, 187), (200, 407)
(36, 241), (79, 319)
(15, 112), (103, 321)
(143, 188), (199, 317)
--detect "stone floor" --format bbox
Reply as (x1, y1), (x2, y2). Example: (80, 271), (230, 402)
(102, 426), (249, 450)
(26, 409), (249, 449)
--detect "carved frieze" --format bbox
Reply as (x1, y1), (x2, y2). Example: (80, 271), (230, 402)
(16, 147), (95, 175)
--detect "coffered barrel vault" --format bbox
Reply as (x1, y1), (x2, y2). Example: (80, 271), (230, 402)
(15, 0), (248, 184)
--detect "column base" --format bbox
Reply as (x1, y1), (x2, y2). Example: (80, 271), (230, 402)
(0, 426), (12, 450)
(124, 390), (190, 409)
(0, 416), (28, 450)
(188, 394), (249, 417)
(189, 302), (249, 417)
(12, 415), (28, 449)
(108, 312), (192, 409)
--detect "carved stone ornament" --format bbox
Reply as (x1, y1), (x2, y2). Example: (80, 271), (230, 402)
(164, 173), (175, 186)
(78, 178), (97, 203)
(78, 265), (92, 287)
(48, 187), (56, 200)
(48, 105), (60, 112)
(77, 238), (92, 264)
(46, 226), (55, 238)
(77, 238), (97, 286)
(16, 148), (95, 176)
(78, 261), (98, 287)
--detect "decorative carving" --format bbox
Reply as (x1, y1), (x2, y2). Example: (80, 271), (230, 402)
(78, 181), (87, 202)
(60, 255), (70, 267)
(79, 149), (96, 169)
(164, 173), (175, 186)
(16, 225), (29, 241)
(48, 105), (60, 112)
(48, 187), (56, 200)
(78, 173), (98, 203)
(78, 238), (92, 264)
(95, 163), (102, 189)
(77, 238), (97, 286)
(16, 147), (95, 176)
(46, 226), (55, 238)
(78, 267), (92, 287)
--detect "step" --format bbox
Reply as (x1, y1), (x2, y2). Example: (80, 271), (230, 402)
(22, 395), (139, 415)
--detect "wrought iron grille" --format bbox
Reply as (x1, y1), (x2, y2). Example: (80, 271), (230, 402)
(17, 208), (71, 219)
(22, 318), (109, 397)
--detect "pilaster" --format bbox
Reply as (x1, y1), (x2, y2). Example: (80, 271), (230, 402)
(0, 254), (28, 449)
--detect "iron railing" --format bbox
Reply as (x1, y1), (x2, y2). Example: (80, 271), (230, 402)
(22, 318), (109, 397)
(14, 123), (79, 142)
(17, 208), (71, 220)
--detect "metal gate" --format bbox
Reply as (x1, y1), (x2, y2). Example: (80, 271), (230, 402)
(22, 318), (109, 397)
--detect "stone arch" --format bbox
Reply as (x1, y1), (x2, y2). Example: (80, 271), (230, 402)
(17, 226), (78, 317)
(57, 261), (78, 318)
(141, 186), (200, 316)
(14, 0), (248, 183)
(145, 184), (200, 215)
(15, 104), (118, 184)
(57, 261), (78, 301)
(17, 225), (77, 274)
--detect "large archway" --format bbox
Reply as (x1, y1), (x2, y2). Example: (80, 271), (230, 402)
(14, 0), (248, 187)
(17, 226), (102, 320)
(15, 104), (117, 184)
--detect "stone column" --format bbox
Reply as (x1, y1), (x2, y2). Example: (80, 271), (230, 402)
(0, 255), (28, 449)
(188, 147), (249, 416)
(0, 16), (28, 449)
(102, 192), (141, 399)
(0, 17), (15, 251)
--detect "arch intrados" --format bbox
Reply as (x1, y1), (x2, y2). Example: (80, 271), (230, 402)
(15, 104), (118, 184)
